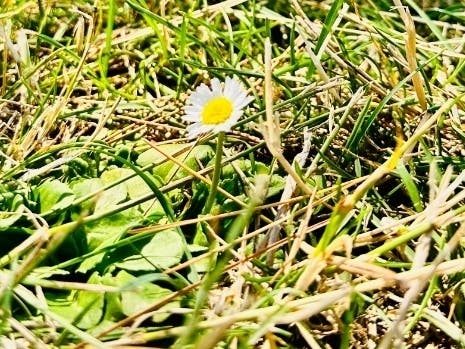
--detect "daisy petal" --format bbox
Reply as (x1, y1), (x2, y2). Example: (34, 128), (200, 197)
(223, 78), (243, 100)
(234, 95), (254, 109)
(183, 76), (253, 136)
(210, 78), (222, 96)
(186, 123), (209, 138)
(183, 114), (200, 122)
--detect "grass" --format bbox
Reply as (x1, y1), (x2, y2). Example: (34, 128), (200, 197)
(1, 0), (465, 348)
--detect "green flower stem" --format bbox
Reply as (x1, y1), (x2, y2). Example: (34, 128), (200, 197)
(203, 131), (225, 215)
(175, 178), (265, 349)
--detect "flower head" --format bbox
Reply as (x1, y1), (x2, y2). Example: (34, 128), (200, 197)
(183, 77), (253, 138)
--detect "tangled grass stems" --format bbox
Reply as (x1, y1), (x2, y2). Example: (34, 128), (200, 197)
(2, 0), (465, 348)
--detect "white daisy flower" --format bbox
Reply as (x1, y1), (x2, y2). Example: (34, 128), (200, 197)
(183, 76), (253, 138)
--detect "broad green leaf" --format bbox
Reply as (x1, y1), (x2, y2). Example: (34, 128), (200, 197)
(188, 244), (209, 253)
(125, 173), (164, 216)
(221, 159), (255, 176)
(36, 179), (75, 214)
(268, 174), (286, 198)
(48, 273), (104, 330)
(94, 168), (132, 212)
(117, 229), (183, 270)
(222, 173), (284, 210)
(189, 225), (212, 278)
(115, 270), (177, 322)
(183, 145), (215, 170)
(77, 209), (141, 273)
(47, 296), (80, 325)
(0, 204), (25, 229)
(74, 273), (105, 329)
(100, 273), (124, 323)
(71, 178), (104, 213)
(71, 178), (104, 198)
(125, 173), (152, 198)
(221, 160), (284, 198)
(193, 223), (209, 247)
(137, 144), (214, 180)
(71, 171), (164, 217)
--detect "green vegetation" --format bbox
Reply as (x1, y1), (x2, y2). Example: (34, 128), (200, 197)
(1, 0), (465, 347)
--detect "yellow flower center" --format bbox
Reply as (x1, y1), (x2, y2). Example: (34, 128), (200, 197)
(201, 97), (233, 125)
